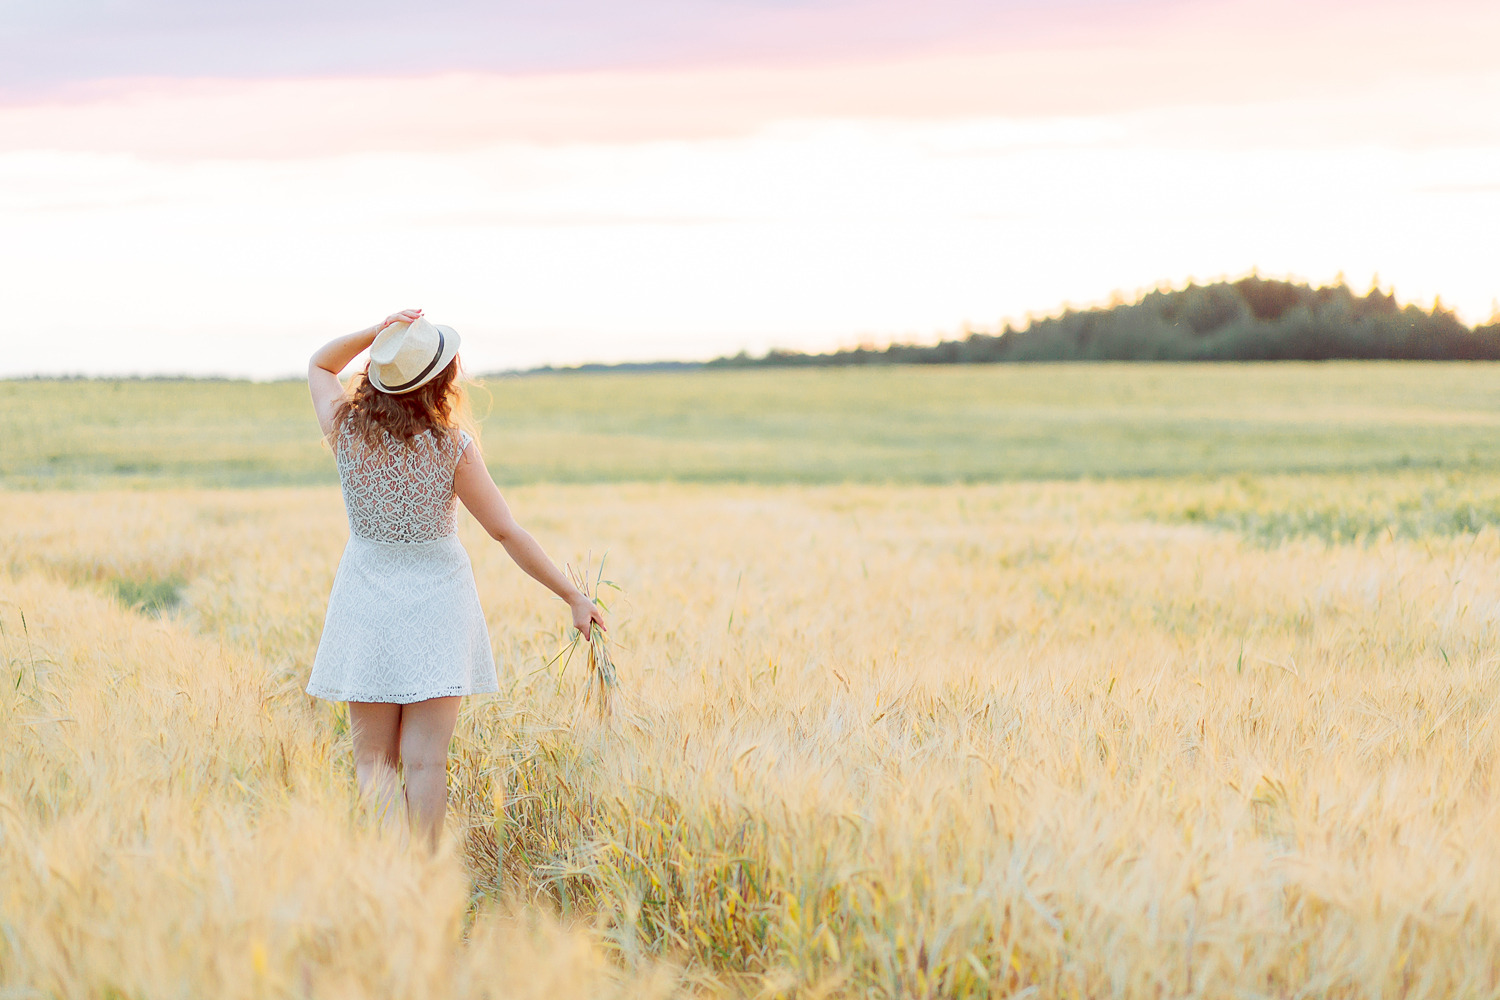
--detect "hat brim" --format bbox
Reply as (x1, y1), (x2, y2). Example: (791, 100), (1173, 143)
(367, 325), (461, 395)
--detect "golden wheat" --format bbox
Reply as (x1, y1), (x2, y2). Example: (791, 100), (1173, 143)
(3, 477), (1500, 997)
(563, 559), (619, 722)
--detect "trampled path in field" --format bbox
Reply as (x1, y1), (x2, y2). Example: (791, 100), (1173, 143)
(4, 481), (1500, 997)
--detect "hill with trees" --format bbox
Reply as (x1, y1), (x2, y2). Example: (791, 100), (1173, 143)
(708, 278), (1500, 366)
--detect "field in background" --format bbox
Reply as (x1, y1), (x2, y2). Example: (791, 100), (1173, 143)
(5, 362), (1500, 487)
(6, 366), (1500, 997)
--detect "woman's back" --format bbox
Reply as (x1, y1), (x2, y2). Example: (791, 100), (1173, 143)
(334, 425), (471, 543)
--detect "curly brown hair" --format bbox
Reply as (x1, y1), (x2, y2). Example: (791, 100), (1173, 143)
(334, 356), (474, 449)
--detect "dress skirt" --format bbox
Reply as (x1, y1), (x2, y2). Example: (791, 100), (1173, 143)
(307, 533), (498, 704)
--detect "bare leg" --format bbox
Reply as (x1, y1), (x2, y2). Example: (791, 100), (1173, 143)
(349, 701), (403, 831)
(398, 696), (461, 850)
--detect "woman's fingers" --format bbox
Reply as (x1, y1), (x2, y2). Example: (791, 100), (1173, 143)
(380, 308), (423, 330)
(573, 608), (607, 635)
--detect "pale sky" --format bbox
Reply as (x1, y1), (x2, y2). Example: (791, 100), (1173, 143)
(3, 0), (1498, 376)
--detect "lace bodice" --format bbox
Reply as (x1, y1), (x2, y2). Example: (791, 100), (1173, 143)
(334, 425), (472, 543)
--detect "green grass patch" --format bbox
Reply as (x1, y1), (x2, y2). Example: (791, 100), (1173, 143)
(1145, 472), (1500, 545)
(110, 574), (185, 616)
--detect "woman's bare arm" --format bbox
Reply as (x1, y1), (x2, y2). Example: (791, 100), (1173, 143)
(453, 442), (607, 637)
(307, 308), (422, 438)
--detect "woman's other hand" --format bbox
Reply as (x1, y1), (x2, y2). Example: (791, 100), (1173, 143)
(380, 308), (422, 331)
(309, 309), (420, 438)
(570, 594), (607, 637)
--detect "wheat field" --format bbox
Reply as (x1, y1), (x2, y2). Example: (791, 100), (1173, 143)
(5, 463), (1500, 997)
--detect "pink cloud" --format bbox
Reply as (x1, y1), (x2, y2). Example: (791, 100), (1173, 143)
(1, 0), (1494, 160)
(2, 1), (1180, 93)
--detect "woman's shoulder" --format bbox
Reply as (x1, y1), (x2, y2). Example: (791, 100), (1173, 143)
(437, 426), (474, 462)
(334, 421), (398, 459)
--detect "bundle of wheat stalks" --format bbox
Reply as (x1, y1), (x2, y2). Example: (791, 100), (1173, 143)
(565, 560), (618, 720)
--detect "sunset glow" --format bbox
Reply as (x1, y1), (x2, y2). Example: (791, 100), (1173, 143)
(3, 0), (1497, 376)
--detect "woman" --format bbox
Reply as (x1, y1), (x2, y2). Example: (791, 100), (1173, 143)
(306, 308), (605, 847)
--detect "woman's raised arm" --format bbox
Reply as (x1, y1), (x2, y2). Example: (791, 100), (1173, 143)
(453, 441), (607, 638)
(307, 308), (422, 437)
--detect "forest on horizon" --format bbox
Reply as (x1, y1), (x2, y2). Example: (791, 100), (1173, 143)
(701, 277), (1500, 368)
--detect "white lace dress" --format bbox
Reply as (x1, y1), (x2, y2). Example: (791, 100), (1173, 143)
(306, 425), (498, 704)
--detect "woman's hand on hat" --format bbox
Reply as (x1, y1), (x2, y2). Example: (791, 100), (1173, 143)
(569, 593), (607, 638)
(379, 308), (423, 332)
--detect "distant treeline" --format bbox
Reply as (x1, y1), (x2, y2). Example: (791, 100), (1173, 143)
(708, 278), (1500, 366)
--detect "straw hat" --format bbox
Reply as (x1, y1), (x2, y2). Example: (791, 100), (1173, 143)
(367, 316), (461, 394)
